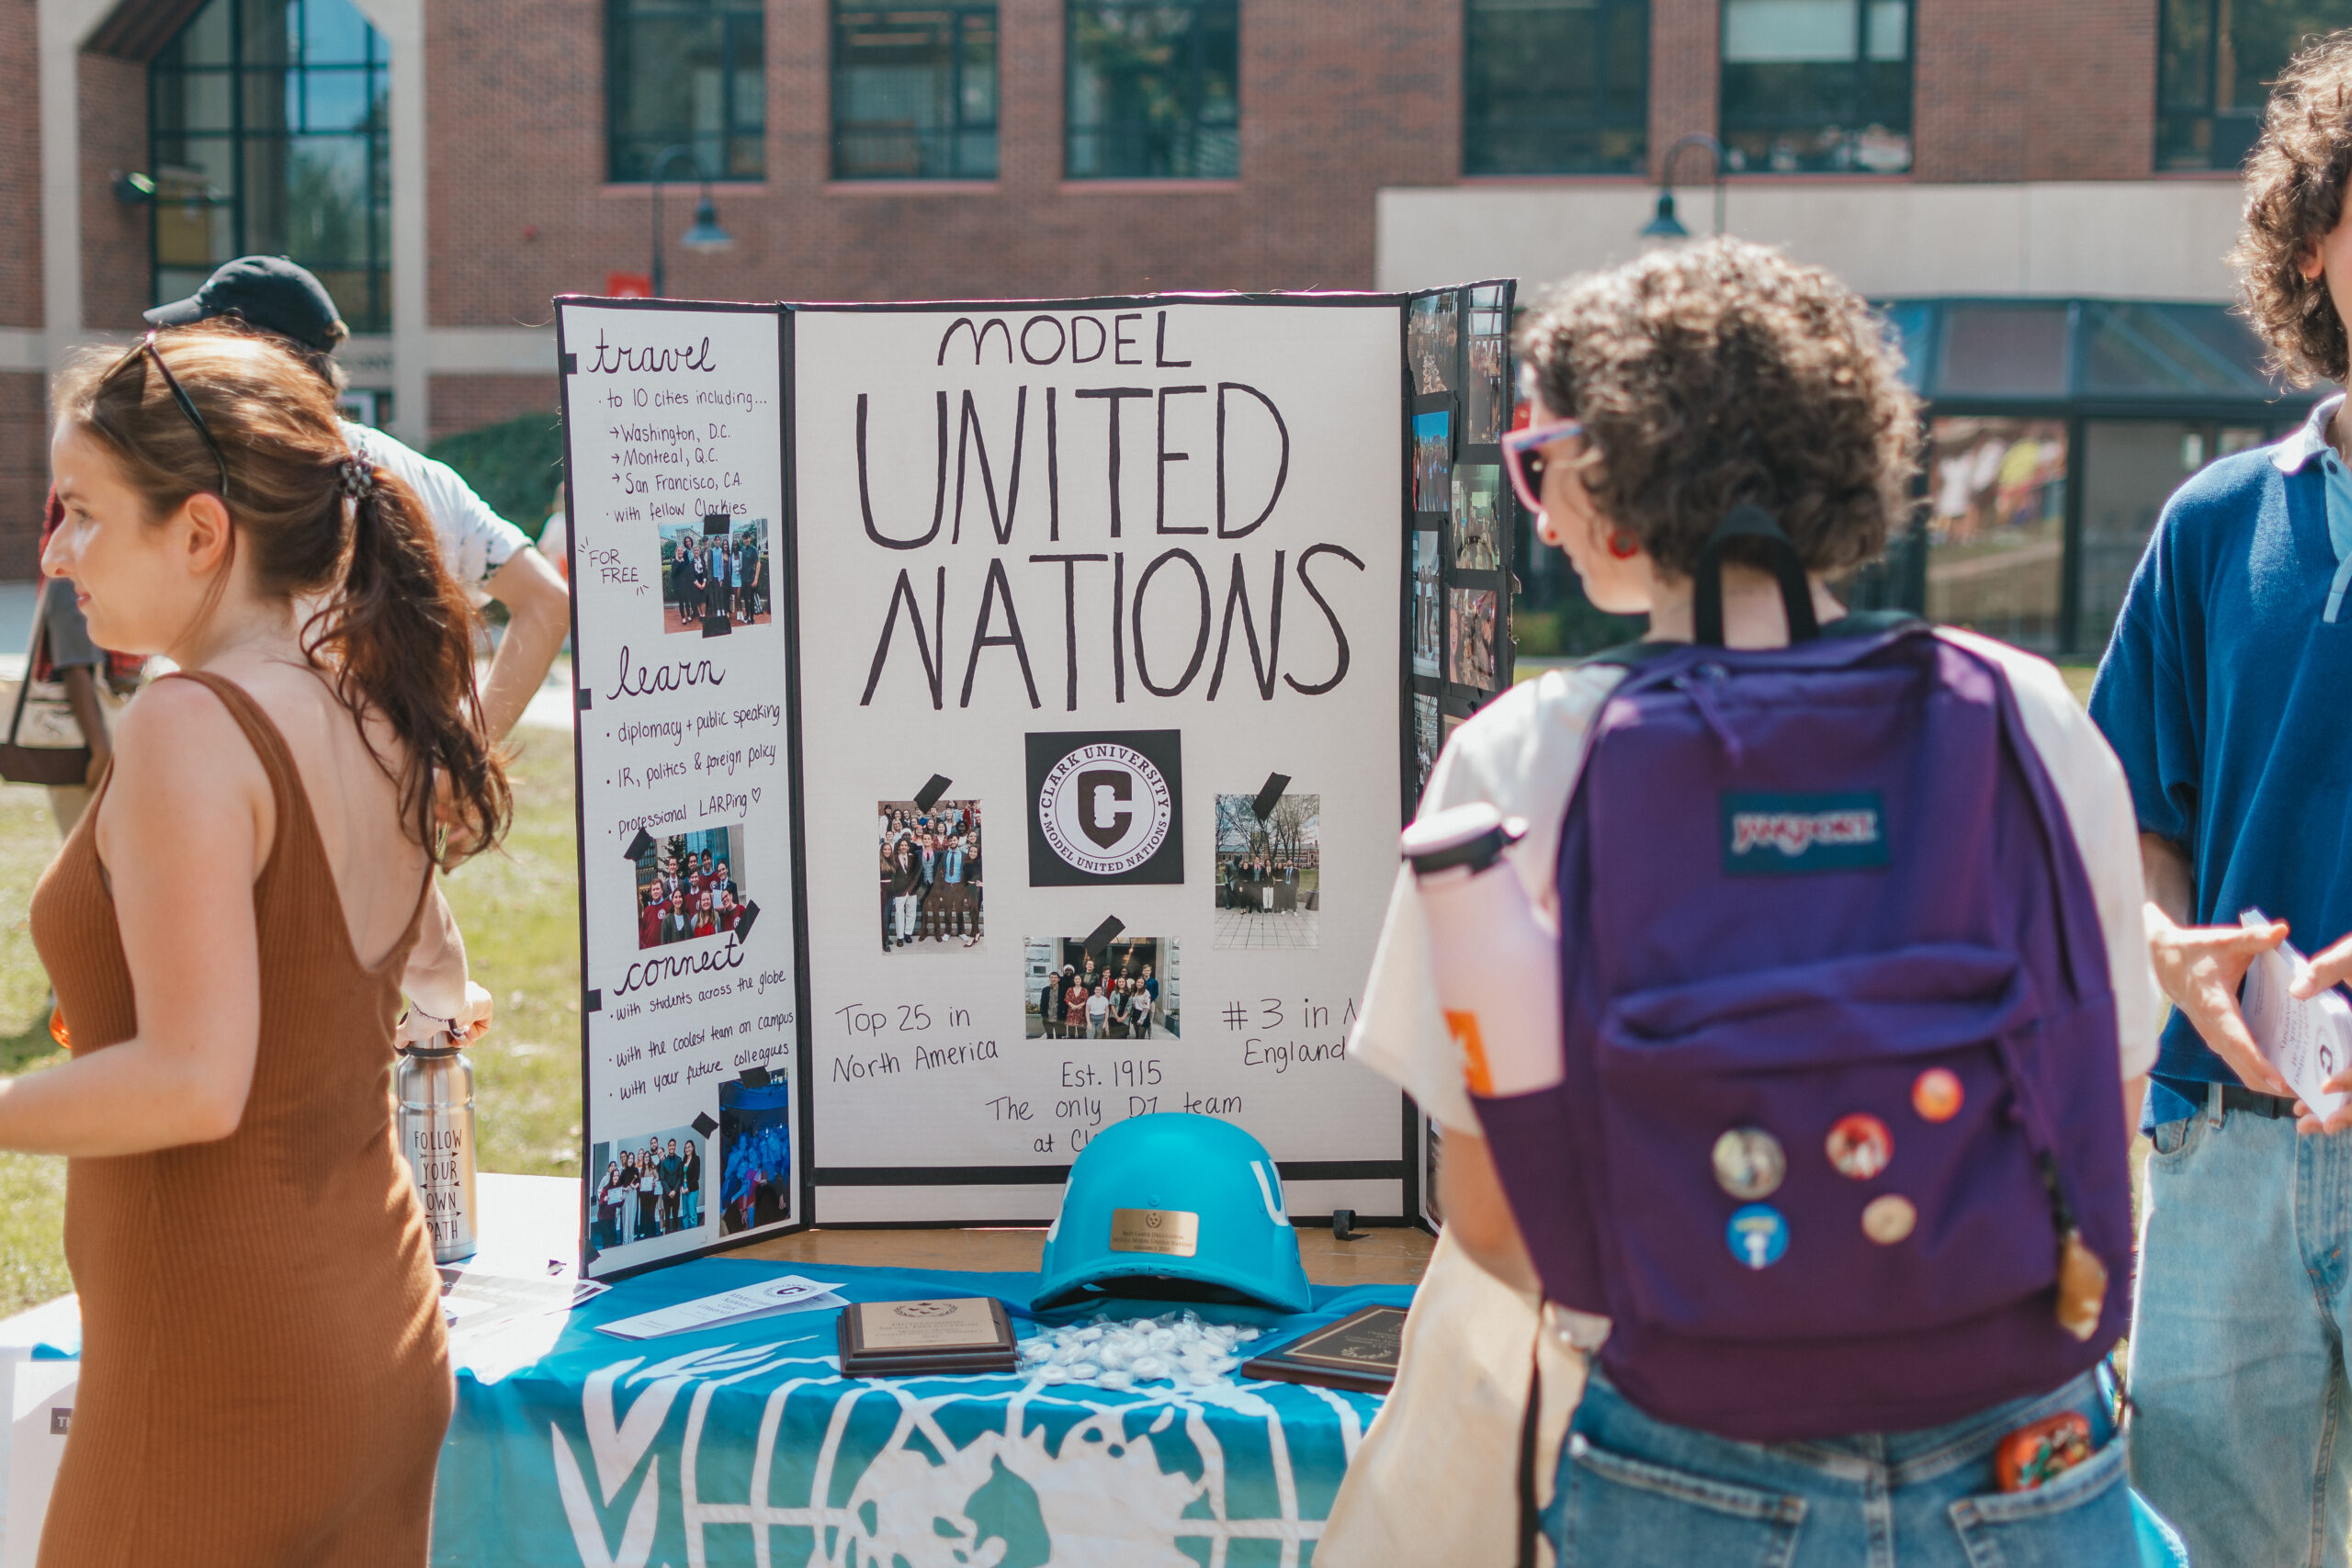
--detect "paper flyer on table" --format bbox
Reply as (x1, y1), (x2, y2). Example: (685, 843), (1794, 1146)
(2241, 908), (2351, 1122)
(595, 1274), (846, 1340)
(439, 1268), (609, 1344)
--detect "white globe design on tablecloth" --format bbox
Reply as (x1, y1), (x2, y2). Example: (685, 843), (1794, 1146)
(1037, 744), (1173, 877)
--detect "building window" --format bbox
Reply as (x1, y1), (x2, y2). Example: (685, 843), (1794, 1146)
(1464, 0), (1647, 175)
(1924, 416), (2066, 653)
(149, 0), (390, 333)
(833, 6), (1000, 179)
(607, 0), (766, 183)
(2156, 0), (2339, 170)
(1720, 0), (1913, 174)
(1067, 1), (1239, 179)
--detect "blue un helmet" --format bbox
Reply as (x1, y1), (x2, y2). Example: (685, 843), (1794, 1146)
(1033, 1113), (1311, 1313)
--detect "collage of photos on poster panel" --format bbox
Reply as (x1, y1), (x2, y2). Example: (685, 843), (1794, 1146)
(1025, 935), (1181, 1040)
(1406, 284), (1515, 807)
(877, 797), (985, 952)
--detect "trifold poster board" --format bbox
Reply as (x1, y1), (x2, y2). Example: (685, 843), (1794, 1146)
(556, 287), (1515, 1279)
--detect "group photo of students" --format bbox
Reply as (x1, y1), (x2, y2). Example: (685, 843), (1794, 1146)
(631, 825), (747, 949)
(1214, 790), (1321, 951)
(658, 519), (772, 636)
(876, 797), (984, 951)
(1025, 936), (1178, 1039)
(589, 1129), (703, 1248)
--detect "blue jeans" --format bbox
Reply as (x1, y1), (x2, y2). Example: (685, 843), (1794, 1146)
(2131, 1080), (2352, 1568)
(1548, 1368), (2133, 1567)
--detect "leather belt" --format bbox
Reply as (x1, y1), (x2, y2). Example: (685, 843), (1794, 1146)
(2221, 1084), (2300, 1120)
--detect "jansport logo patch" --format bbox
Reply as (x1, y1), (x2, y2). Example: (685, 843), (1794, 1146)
(1026, 730), (1185, 886)
(1721, 792), (1889, 875)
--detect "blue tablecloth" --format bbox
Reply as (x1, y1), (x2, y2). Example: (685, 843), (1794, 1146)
(432, 1258), (1411, 1568)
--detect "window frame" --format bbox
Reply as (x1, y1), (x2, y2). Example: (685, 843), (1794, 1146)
(1716, 0), (1915, 175)
(605, 0), (769, 185)
(1461, 0), (1650, 177)
(2153, 0), (2278, 171)
(1063, 0), (1242, 182)
(148, 0), (391, 334)
(831, 4), (1001, 181)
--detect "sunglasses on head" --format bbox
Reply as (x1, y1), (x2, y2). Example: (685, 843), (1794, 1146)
(1500, 413), (1587, 516)
(103, 330), (231, 502)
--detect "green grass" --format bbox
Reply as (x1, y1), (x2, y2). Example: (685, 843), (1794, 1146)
(0, 727), (584, 1313)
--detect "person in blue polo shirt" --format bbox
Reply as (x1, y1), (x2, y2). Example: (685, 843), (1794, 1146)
(2090, 34), (2352, 1568)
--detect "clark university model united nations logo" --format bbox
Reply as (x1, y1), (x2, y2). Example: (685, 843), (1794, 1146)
(1025, 730), (1185, 886)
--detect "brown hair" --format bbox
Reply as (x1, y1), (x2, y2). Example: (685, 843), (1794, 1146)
(2233, 30), (2352, 386)
(1515, 237), (1920, 579)
(56, 321), (509, 864)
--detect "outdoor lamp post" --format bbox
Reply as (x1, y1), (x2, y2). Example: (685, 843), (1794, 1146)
(1642, 132), (1728, 242)
(649, 144), (735, 299)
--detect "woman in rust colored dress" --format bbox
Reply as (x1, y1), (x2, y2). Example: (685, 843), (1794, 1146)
(20, 321), (509, 1566)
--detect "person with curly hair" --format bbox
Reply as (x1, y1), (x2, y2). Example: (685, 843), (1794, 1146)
(1325, 238), (2164, 1566)
(2089, 31), (2352, 1568)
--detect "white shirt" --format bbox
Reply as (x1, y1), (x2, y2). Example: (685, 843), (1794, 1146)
(1351, 628), (2163, 1134)
(343, 421), (531, 608)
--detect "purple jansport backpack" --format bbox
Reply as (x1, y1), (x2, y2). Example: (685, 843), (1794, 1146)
(1473, 510), (2131, 1443)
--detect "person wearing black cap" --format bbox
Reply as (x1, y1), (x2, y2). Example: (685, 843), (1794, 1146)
(146, 256), (569, 743)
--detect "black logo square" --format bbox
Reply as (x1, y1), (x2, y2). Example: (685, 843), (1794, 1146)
(1026, 730), (1184, 886)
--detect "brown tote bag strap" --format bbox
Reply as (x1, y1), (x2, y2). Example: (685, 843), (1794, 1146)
(0, 588), (95, 787)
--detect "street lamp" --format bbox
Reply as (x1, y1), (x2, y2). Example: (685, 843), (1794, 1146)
(649, 145), (734, 299)
(1641, 132), (1727, 242)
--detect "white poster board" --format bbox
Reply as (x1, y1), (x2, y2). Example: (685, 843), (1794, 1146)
(788, 297), (1411, 1224)
(556, 300), (804, 1278)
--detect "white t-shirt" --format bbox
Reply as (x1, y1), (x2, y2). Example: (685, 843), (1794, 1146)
(1321, 630), (2163, 1568)
(343, 421), (531, 608)
(1351, 628), (2163, 1134)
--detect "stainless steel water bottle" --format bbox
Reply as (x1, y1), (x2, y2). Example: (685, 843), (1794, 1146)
(396, 1018), (480, 1263)
(1403, 801), (1566, 1097)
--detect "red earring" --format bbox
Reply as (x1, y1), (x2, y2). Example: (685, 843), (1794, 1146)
(1607, 530), (1640, 559)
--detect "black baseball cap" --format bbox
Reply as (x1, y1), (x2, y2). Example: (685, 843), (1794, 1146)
(144, 256), (346, 352)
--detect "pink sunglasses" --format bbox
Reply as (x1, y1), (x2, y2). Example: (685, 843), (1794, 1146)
(1501, 416), (1588, 514)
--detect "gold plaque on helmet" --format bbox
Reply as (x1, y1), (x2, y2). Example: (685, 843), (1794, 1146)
(1109, 1207), (1200, 1257)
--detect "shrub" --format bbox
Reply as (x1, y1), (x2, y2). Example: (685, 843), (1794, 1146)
(426, 412), (565, 539)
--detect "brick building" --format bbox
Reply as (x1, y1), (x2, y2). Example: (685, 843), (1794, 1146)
(1, 0), (2334, 649)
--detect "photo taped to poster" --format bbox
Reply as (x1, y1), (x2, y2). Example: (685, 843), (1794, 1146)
(1449, 586), (1498, 689)
(788, 296), (1409, 1222)
(719, 1076), (794, 1234)
(879, 797), (987, 951)
(1025, 935), (1179, 1040)
(589, 1121), (711, 1256)
(1453, 465), (1502, 571)
(1413, 410), (1452, 513)
(1465, 285), (1510, 445)
(1412, 531), (1442, 679)
(558, 297), (803, 1276)
(660, 517), (774, 635)
(1408, 292), (1460, 396)
(1215, 791), (1319, 949)
(633, 824), (749, 949)
(1412, 694), (1440, 803)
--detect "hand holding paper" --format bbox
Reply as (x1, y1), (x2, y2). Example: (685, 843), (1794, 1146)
(2238, 909), (2352, 1130)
